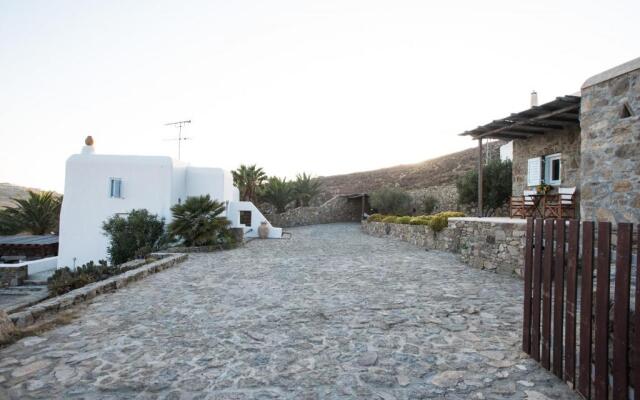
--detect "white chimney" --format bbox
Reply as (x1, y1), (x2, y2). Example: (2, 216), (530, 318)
(531, 91), (538, 107)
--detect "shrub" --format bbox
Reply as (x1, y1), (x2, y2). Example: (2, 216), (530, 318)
(421, 195), (439, 215)
(47, 259), (150, 296)
(102, 209), (165, 266)
(369, 187), (412, 215)
(367, 213), (384, 222)
(457, 159), (512, 216)
(373, 211), (464, 232)
(168, 195), (231, 247)
(409, 216), (432, 225)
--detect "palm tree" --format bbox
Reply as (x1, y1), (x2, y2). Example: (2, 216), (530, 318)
(231, 164), (267, 203)
(292, 172), (322, 207)
(168, 195), (230, 246)
(262, 177), (293, 213)
(0, 191), (62, 235)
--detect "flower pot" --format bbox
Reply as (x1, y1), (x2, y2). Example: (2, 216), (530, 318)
(258, 222), (270, 239)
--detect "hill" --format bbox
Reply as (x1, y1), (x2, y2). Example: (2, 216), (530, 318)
(0, 183), (56, 209)
(315, 141), (502, 205)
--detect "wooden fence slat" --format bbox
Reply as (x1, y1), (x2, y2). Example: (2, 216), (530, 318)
(523, 218), (534, 353)
(564, 219), (579, 385)
(532, 218), (544, 361)
(594, 221), (612, 400)
(553, 219), (565, 378)
(542, 219), (554, 369)
(613, 223), (632, 399)
(578, 221), (595, 398)
(635, 228), (640, 400)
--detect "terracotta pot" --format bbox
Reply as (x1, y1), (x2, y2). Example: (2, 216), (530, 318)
(258, 222), (270, 239)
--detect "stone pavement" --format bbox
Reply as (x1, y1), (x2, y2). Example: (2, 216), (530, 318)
(0, 223), (578, 399)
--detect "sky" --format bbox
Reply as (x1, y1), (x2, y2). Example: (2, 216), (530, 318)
(1, 0), (638, 192)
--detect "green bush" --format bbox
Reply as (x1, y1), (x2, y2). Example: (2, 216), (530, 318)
(168, 195), (231, 247)
(421, 195), (439, 215)
(102, 209), (165, 266)
(47, 259), (148, 296)
(369, 187), (412, 215)
(367, 213), (384, 222)
(373, 211), (464, 232)
(457, 159), (512, 216)
(261, 177), (294, 213)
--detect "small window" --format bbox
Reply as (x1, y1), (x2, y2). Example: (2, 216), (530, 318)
(544, 153), (561, 185)
(110, 178), (122, 198)
(621, 103), (634, 119)
(240, 210), (252, 226)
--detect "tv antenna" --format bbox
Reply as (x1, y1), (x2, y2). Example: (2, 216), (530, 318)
(164, 120), (192, 160)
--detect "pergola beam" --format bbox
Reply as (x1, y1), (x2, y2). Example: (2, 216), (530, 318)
(471, 104), (580, 139)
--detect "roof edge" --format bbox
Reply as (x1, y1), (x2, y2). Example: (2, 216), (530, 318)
(582, 56), (640, 89)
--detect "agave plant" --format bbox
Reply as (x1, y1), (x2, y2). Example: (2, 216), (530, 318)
(261, 177), (293, 214)
(231, 164), (267, 203)
(292, 172), (322, 207)
(0, 191), (62, 235)
(168, 195), (230, 246)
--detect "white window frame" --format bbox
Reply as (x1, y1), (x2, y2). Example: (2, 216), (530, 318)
(109, 178), (123, 198)
(544, 153), (562, 186)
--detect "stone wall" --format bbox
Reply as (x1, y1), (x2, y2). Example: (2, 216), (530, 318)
(0, 265), (27, 287)
(406, 185), (460, 214)
(580, 66), (640, 224)
(361, 217), (527, 277)
(268, 195), (364, 228)
(511, 126), (581, 196)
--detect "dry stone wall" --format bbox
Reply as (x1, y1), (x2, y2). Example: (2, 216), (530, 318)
(580, 67), (640, 223)
(362, 218), (526, 277)
(268, 196), (363, 228)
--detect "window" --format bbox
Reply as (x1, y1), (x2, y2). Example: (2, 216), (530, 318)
(527, 154), (562, 187)
(240, 210), (252, 226)
(544, 153), (561, 185)
(109, 178), (122, 198)
(527, 157), (543, 186)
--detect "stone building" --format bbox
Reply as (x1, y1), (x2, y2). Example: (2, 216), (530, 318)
(461, 56), (639, 223)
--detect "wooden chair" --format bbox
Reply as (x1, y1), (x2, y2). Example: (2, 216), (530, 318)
(510, 190), (537, 218)
(544, 187), (577, 218)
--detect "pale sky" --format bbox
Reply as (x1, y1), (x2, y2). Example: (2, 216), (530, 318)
(1, 0), (638, 192)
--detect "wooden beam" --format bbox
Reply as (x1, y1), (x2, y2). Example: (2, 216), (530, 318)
(478, 139), (483, 218)
(474, 104), (580, 139)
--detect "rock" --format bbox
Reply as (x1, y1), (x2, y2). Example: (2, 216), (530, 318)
(0, 310), (16, 343)
(431, 370), (464, 387)
(518, 380), (535, 387)
(20, 336), (47, 347)
(11, 360), (51, 378)
(492, 381), (516, 395)
(397, 374), (410, 386)
(479, 350), (505, 361)
(357, 352), (378, 367)
(525, 390), (553, 400)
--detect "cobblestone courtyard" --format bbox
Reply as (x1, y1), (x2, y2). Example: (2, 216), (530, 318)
(0, 223), (577, 399)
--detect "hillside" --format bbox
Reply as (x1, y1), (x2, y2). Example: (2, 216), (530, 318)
(316, 141), (502, 202)
(0, 183), (55, 209)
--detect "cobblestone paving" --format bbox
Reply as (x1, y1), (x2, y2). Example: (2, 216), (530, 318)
(0, 223), (578, 399)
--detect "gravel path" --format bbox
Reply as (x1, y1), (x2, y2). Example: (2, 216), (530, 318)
(0, 223), (578, 399)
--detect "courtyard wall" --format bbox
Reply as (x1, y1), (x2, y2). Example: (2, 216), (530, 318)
(361, 217), (526, 277)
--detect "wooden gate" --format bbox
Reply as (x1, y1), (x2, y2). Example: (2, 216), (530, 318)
(522, 218), (638, 399)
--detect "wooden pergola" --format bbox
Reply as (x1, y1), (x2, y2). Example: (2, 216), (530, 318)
(459, 96), (581, 217)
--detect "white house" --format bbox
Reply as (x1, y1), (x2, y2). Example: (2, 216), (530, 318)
(57, 138), (281, 269)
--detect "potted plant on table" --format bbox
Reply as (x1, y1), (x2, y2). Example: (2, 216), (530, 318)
(536, 183), (552, 195)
